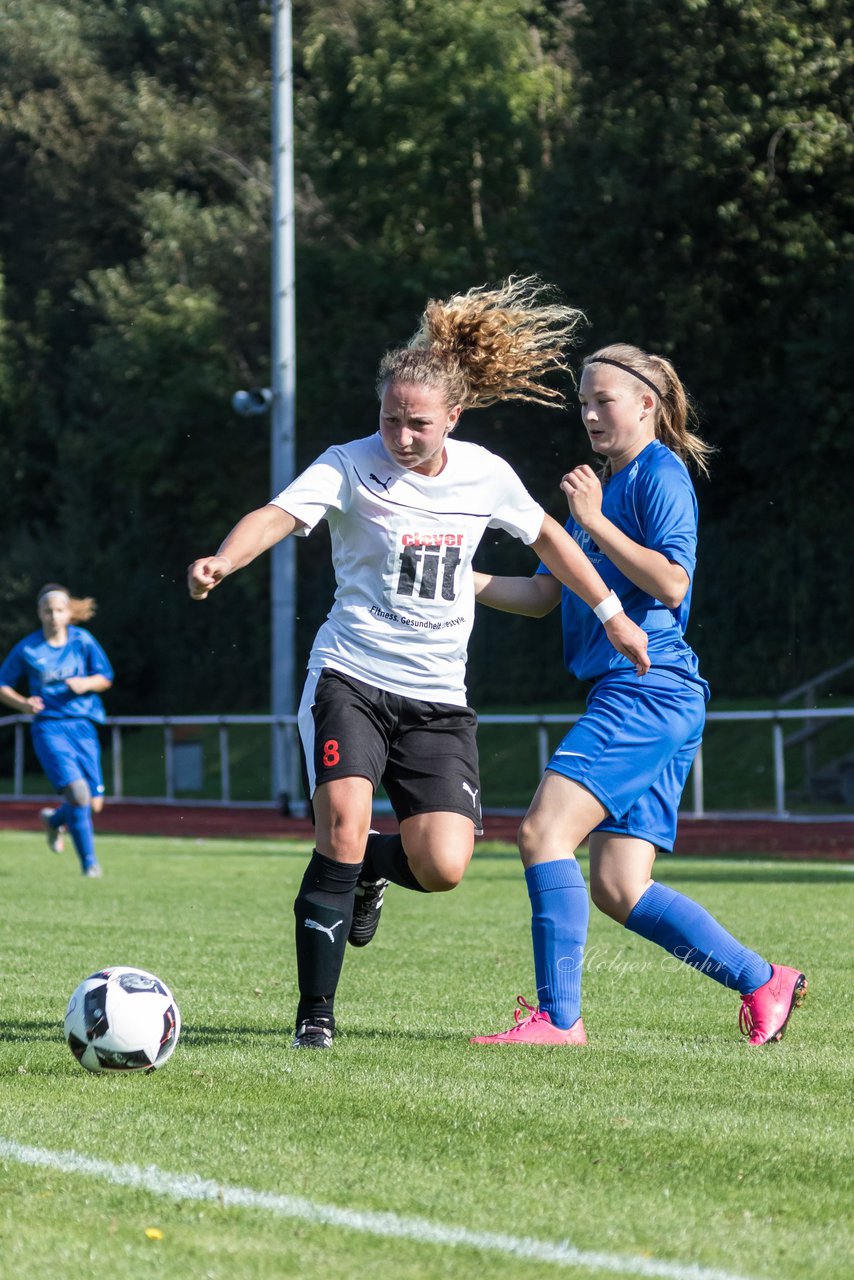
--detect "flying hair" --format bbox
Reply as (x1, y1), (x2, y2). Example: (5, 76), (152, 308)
(37, 582), (97, 624)
(582, 343), (715, 479)
(376, 276), (586, 411)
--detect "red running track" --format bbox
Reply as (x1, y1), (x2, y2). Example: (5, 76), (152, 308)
(1, 800), (852, 860)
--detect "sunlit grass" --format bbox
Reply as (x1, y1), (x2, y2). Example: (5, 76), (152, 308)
(0, 831), (851, 1280)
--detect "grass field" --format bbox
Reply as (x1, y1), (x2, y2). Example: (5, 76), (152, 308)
(0, 829), (851, 1280)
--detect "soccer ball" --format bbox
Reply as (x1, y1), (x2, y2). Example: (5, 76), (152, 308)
(64, 966), (181, 1073)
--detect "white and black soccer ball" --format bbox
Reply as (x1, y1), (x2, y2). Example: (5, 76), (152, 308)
(64, 966), (181, 1073)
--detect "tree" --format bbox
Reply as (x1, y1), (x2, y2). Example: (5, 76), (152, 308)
(0, 1), (274, 706)
(540, 0), (854, 691)
(1, 0), (851, 711)
(293, 0), (573, 444)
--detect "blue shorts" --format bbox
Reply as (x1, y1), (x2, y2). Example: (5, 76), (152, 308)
(546, 671), (705, 851)
(30, 718), (105, 797)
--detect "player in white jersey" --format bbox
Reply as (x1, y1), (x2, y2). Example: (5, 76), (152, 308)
(188, 277), (650, 1049)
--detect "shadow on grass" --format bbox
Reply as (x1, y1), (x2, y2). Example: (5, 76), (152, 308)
(0, 1019), (403, 1050)
(0, 1019), (61, 1044)
(181, 1023), (286, 1045)
(182, 1023), (465, 1046)
(334, 1027), (466, 1044)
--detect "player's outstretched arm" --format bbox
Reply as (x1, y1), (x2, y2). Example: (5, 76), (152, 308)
(188, 504), (303, 600)
(532, 513), (621, 609)
(474, 570), (560, 617)
(533, 515), (650, 675)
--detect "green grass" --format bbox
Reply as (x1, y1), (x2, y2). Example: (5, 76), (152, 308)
(0, 831), (852, 1279)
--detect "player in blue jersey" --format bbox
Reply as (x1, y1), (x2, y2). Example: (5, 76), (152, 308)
(0, 583), (113, 877)
(188, 279), (651, 1049)
(471, 344), (807, 1048)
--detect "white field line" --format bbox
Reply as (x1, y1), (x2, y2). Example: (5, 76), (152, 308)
(0, 1136), (759, 1280)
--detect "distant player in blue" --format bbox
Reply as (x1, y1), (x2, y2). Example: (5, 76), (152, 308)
(471, 344), (807, 1048)
(0, 583), (113, 877)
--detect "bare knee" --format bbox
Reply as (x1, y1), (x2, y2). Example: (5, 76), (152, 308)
(590, 873), (652, 924)
(517, 774), (604, 867)
(590, 878), (629, 922)
(417, 871), (457, 892)
(63, 779), (91, 807)
(400, 812), (473, 891)
(312, 778), (373, 861)
(407, 848), (469, 892)
(517, 812), (545, 864)
(322, 811), (370, 861)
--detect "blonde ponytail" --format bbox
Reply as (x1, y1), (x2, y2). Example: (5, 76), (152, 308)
(377, 276), (585, 410)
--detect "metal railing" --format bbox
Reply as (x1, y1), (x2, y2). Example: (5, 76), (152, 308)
(778, 656), (854, 707)
(479, 707), (854, 820)
(777, 657), (854, 792)
(2, 708), (854, 819)
(0, 714), (302, 810)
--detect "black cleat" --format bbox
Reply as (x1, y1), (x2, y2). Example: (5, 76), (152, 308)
(348, 877), (389, 947)
(291, 1016), (335, 1049)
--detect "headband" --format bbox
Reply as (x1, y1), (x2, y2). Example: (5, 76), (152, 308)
(587, 356), (662, 398)
(37, 587), (70, 604)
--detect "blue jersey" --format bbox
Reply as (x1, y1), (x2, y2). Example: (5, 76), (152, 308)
(0, 626), (113, 722)
(538, 440), (708, 693)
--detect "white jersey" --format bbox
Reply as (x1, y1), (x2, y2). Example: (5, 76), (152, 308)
(271, 433), (545, 705)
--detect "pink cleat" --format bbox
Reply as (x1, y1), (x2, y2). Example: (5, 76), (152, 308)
(739, 964), (807, 1046)
(471, 996), (587, 1046)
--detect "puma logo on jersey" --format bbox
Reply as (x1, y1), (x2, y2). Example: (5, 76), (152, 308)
(369, 472), (392, 493)
(462, 781), (479, 808)
(304, 917), (344, 942)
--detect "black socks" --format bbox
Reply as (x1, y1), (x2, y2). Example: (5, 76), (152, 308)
(293, 838), (429, 1030)
(363, 832), (428, 892)
(293, 849), (361, 1027)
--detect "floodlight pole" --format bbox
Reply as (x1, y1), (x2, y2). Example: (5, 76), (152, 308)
(270, 0), (298, 812)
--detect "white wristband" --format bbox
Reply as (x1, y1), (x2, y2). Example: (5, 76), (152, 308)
(593, 590), (623, 624)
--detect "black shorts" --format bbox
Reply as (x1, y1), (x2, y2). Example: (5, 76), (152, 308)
(298, 668), (482, 828)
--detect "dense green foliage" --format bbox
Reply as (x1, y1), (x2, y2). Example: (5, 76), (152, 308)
(1, 0), (852, 710)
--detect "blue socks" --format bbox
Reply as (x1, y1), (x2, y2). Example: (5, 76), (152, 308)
(525, 858), (589, 1030)
(55, 802), (97, 872)
(523, 862), (772, 1027)
(625, 882), (772, 995)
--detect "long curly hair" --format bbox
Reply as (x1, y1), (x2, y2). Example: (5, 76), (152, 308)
(376, 276), (585, 410)
(582, 343), (715, 479)
(36, 582), (97, 624)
